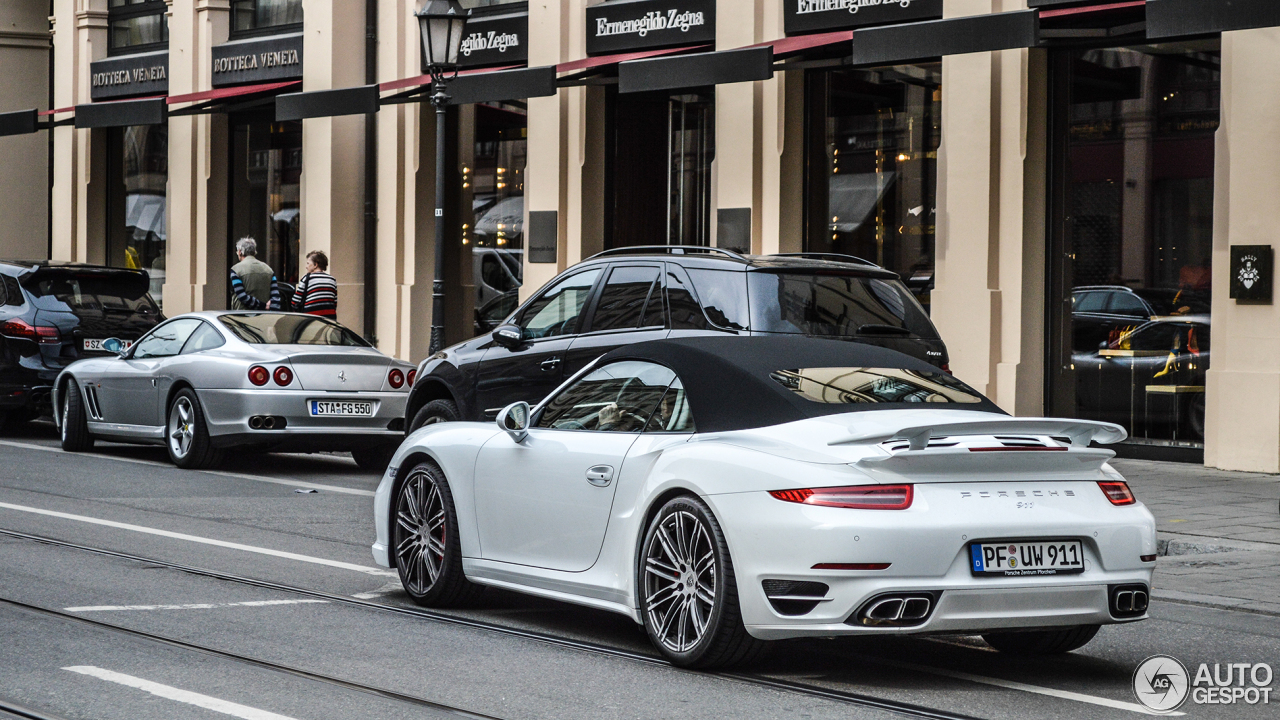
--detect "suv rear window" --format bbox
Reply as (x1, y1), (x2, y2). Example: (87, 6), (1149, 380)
(219, 313), (368, 346)
(23, 270), (157, 315)
(747, 272), (937, 339)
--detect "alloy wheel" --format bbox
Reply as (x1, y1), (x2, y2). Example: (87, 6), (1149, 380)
(168, 396), (195, 459)
(643, 510), (717, 654)
(395, 469), (447, 595)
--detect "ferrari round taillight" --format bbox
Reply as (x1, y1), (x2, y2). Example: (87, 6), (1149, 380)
(388, 369), (405, 389)
(769, 484), (913, 510)
(273, 366), (293, 386)
(1098, 481), (1136, 506)
(248, 365), (270, 386)
(406, 369), (417, 387)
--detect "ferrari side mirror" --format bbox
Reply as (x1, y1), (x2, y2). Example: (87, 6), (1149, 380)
(102, 337), (126, 356)
(497, 401), (530, 443)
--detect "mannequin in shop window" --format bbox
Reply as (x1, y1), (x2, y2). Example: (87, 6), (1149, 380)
(230, 237), (282, 310)
(293, 250), (338, 318)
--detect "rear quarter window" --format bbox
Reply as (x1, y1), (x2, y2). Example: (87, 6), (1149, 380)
(684, 269), (748, 331)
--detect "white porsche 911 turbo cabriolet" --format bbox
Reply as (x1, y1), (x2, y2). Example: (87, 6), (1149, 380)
(373, 337), (1156, 669)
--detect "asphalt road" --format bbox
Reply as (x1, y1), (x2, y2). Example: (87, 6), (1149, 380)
(0, 421), (1276, 720)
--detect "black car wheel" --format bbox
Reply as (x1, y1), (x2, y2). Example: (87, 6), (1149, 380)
(392, 461), (482, 607)
(638, 495), (767, 669)
(351, 446), (396, 472)
(59, 383), (94, 452)
(166, 389), (223, 469)
(408, 399), (459, 434)
(982, 625), (1100, 655)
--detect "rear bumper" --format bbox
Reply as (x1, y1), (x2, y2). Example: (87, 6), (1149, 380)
(199, 388), (408, 449)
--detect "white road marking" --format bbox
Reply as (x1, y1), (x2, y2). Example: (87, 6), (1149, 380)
(880, 658), (1182, 716)
(351, 581), (402, 599)
(65, 599), (329, 612)
(64, 666), (299, 720)
(0, 440), (374, 496)
(0, 501), (396, 577)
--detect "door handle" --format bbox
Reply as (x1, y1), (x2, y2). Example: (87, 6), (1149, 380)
(585, 465), (614, 487)
(540, 357), (561, 371)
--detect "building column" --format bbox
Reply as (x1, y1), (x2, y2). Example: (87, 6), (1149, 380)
(301, 0), (367, 330)
(521, 0), (571, 299)
(712, 0), (763, 253)
(759, 0), (803, 256)
(1204, 27), (1280, 473)
(932, 0), (1047, 416)
(164, 0), (230, 315)
(50, 0), (107, 264)
(0, 1), (51, 259)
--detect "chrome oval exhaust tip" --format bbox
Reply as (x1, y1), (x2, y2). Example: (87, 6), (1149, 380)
(248, 416), (263, 430)
(261, 416), (276, 430)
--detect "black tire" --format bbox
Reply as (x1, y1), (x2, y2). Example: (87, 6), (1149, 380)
(408, 398), (459, 434)
(166, 388), (223, 469)
(392, 461), (483, 608)
(59, 382), (94, 452)
(351, 445), (396, 472)
(982, 625), (1101, 655)
(638, 495), (768, 669)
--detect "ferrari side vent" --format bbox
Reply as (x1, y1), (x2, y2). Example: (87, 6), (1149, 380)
(761, 580), (830, 616)
(83, 385), (103, 420)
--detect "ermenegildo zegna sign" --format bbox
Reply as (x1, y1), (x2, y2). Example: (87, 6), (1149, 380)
(212, 33), (303, 88)
(784, 0), (942, 35)
(90, 51), (169, 101)
(586, 0), (716, 56)
(457, 9), (528, 68)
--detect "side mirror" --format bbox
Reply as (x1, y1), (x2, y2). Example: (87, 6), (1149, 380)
(497, 401), (531, 443)
(102, 338), (127, 356)
(492, 323), (523, 349)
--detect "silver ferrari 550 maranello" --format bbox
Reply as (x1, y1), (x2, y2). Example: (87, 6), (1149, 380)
(52, 311), (414, 470)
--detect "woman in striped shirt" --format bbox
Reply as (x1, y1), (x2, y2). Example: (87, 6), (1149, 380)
(293, 250), (338, 317)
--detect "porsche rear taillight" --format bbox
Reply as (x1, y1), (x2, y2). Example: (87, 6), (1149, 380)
(248, 365), (270, 386)
(1098, 481), (1136, 506)
(406, 369), (417, 387)
(769, 484), (913, 510)
(388, 369), (405, 389)
(1, 319), (60, 344)
(273, 366), (293, 386)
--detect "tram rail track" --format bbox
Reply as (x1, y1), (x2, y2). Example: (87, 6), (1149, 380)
(0, 527), (984, 720)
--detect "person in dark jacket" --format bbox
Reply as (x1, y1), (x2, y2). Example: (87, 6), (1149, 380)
(293, 250), (338, 317)
(229, 237), (281, 310)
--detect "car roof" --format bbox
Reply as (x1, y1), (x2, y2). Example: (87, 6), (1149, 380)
(577, 247), (900, 278)
(593, 336), (1004, 433)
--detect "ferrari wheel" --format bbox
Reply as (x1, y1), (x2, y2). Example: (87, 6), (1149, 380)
(59, 382), (94, 452)
(982, 625), (1100, 655)
(393, 461), (482, 607)
(639, 495), (766, 669)
(166, 389), (223, 470)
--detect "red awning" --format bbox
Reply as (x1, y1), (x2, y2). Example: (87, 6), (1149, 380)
(167, 81), (301, 106)
(556, 45), (710, 74)
(379, 65), (523, 93)
(39, 106), (75, 117)
(1040, 1), (1145, 19)
(749, 30), (854, 57)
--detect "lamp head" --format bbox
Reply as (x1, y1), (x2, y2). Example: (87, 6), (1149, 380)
(416, 0), (470, 70)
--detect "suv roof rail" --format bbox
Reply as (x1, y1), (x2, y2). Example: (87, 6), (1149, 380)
(770, 252), (881, 268)
(585, 245), (748, 261)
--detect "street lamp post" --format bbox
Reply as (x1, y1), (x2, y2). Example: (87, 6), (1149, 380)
(416, 0), (469, 355)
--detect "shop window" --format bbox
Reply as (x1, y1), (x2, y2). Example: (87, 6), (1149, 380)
(804, 63), (940, 312)
(231, 0), (303, 35)
(461, 102), (527, 330)
(108, 0), (168, 52)
(230, 117), (303, 297)
(106, 124), (168, 310)
(1049, 42), (1220, 449)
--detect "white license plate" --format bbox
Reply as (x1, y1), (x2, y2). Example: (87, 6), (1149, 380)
(309, 400), (375, 417)
(970, 540), (1085, 576)
(83, 338), (132, 351)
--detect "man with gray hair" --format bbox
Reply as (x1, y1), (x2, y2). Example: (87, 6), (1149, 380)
(229, 237), (281, 310)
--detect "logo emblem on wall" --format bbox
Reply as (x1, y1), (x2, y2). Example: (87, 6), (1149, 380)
(461, 31), (520, 56)
(1230, 244), (1274, 302)
(1238, 256), (1260, 289)
(1133, 655), (1191, 713)
(796, 0), (916, 15)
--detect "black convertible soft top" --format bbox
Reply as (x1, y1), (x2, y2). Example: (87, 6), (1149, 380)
(596, 337), (1006, 433)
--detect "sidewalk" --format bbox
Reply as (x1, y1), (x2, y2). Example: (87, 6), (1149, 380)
(1114, 459), (1280, 616)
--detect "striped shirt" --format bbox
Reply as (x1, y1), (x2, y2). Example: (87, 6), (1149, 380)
(293, 271), (338, 317)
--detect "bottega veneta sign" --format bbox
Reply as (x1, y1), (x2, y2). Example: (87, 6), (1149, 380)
(456, 8), (529, 68)
(89, 51), (169, 101)
(586, 0), (716, 56)
(785, 0), (941, 35)
(212, 33), (304, 87)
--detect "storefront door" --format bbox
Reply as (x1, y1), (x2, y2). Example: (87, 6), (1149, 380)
(106, 124), (169, 310)
(1047, 41), (1220, 450)
(228, 114), (303, 300)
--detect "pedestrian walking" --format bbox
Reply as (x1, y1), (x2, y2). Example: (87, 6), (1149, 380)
(293, 250), (338, 317)
(229, 237), (281, 310)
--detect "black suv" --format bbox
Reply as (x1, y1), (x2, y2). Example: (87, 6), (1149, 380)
(0, 262), (162, 428)
(404, 247), (950, 431)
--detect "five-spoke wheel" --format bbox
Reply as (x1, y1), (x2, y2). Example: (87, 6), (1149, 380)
(165, 388), (222, 469)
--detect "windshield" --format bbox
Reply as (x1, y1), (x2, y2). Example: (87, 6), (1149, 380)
(219, 314), (368, 346)
(747, 272), (937, 338)
(23, 270), (158, 316)
(771, 367), (983, 405)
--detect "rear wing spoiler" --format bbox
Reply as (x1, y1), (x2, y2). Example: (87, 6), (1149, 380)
(828, 418), (1127, 450)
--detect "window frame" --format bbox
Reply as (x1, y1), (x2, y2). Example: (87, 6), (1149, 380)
(229, 0), (305, 40)
(514, 267), (605, 341)
(128, 317), (205, 359)
(534, 360), (680, 434)
(107, 0), (170, 55)
(580, 262), (667, 335)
